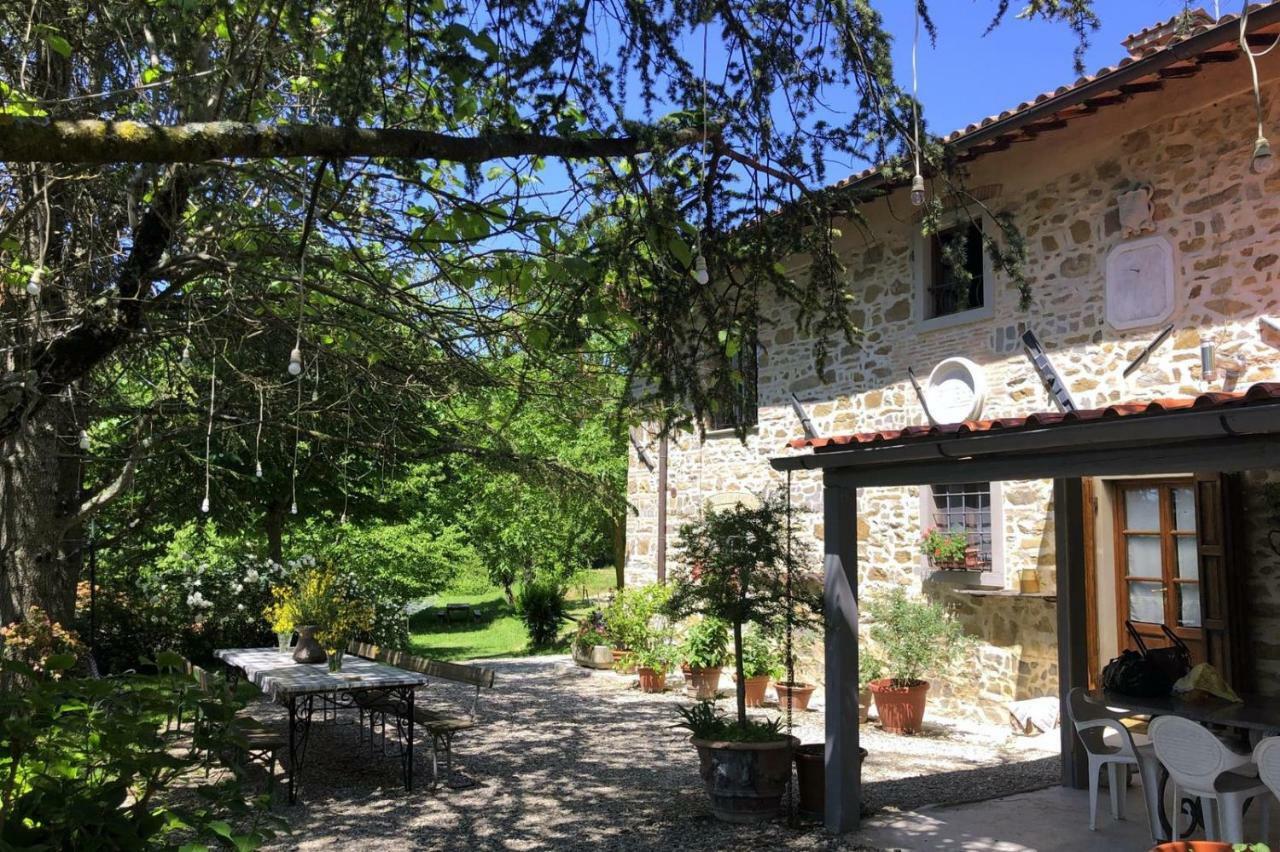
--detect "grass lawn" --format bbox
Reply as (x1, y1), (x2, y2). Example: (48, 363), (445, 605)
(408, 568), (618, 662)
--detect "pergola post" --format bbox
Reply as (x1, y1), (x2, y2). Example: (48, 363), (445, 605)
(1053, 477), (1089, 789)
(823, 474), (860, 832)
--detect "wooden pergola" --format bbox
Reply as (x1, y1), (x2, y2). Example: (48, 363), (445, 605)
(770, 384), (1280, 833)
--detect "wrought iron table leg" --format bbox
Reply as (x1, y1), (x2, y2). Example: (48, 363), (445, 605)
(404, 686), (415, 792)
(286, 694), (314, 804)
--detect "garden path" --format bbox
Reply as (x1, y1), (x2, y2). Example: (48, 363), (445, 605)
(252, 656), (1059, 851)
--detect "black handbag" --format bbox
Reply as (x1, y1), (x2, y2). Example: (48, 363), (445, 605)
(1100, 622), (1188, 698)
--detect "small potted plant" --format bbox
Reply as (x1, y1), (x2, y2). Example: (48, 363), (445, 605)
(633, 642), (676, 693)
(859, 654), (884, 724)
(920, 528), (974, 570)
(572, 609), (613, 669)
(680, 616), (729, 700)
(666, 493), (821, 822)
(865, 588), (970, 734)
(737, 626), (780, 708)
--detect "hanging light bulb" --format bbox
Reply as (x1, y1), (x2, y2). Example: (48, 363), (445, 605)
(290, 501), (298, 515)
(180, 345), (191, 368)
(200, 496), (210, 513)
(287, 347), (303, 376)
(311, 388), (319, 403)
(1252, 136), (1274, 175)
(77, 429), (90, 451)
(255, 460), (263, 478)
(25, 269), (42, 297)
(692, 253), (709, 285)
(910, 173), (927, 206)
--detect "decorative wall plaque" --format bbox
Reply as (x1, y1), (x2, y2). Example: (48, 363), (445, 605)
(924, 357), (987, 424)
(1117, 186), (1155, 238)
(1105, 235), (1175, 330)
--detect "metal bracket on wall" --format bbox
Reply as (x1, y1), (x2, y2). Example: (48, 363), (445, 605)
(906, 366), (939, 426)
(789, 393), (818, 440)
(1021, 329), (1078, 413)
(628, 428), (655, 472)
(1122, 323), (1174, 379)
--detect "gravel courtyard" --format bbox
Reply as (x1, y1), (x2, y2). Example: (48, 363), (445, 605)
(256, 656), (1060, 851)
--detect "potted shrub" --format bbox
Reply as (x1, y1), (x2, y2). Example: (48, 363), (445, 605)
(920, 528), (976, 570)
(859, 654), (883, 725)
(737, 627), (780, 708)
(572, 609), (613, 669)
(865, 588), (969, 734)
(604, 585), (670, 673)
(666, 493), (820, 822)
(680, 616), (729, 700)
(518, 577), (570, 648)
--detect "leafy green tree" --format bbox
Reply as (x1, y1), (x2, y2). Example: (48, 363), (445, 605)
(0, 0), (1099, 623)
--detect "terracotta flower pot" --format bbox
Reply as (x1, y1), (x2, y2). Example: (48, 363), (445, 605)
(869, 678), (929, 734)
(1149, 843), (1234, 852)
(692, 736), (799, 823)
(611, 648), (636, 674)
(794, 743), (868, 817)
(736, 674), (770, 708)
(686, 666), (722, 700)
(637, 666), (666, 693)
(774, 681), (816, 713)
(858, 687), (871, 724)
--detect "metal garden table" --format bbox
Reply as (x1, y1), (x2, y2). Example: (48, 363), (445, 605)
(1086, 689), (1280, 839)
(214, 647), (427, 804)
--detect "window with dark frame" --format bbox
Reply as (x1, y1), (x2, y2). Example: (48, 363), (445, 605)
(927, 222), (985, 319)
(929, 482), (993, 569)
(1115, 481), (1201, 629)
(706, 339), (759, 431)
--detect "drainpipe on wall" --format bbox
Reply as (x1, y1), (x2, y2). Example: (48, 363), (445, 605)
(657, 431), (668, 584)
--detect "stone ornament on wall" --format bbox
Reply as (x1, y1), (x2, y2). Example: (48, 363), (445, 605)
(1117, 185), (1155, 238)
(925, 357), (987, 424)
(1105, 234), (1176, 331)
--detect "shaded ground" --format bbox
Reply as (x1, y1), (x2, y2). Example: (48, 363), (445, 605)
(241, 656), (1057, 851)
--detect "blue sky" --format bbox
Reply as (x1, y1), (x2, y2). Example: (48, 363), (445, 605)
(831, 1), (1218, 181)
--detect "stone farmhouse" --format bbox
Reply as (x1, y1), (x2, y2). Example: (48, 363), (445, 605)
(625, 8), (1280, 723)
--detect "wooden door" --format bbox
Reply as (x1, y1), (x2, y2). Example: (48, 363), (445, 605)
(1114, 480), (1206, 664)
(1195, 473), (1248, 690)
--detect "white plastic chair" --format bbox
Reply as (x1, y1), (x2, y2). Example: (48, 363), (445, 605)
(1253, 736), (1280, 812)
(1149, 715), (1270, 843)
(1066, 688), (1165, 839)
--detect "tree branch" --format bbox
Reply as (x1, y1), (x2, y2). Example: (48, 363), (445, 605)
(0, 119), (707, 164)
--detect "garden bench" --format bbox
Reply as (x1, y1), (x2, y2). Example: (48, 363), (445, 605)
(184, 660), (285, 797)
(434, 603), (484, 624)
(349, 646), (495, 788)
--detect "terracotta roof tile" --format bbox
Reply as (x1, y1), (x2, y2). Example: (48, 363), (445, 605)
(787, 383), (1280, 451)
(830, 3), (1280, 193)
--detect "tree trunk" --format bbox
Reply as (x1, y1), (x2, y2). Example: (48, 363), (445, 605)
(0, 399), (83, 625)
(611, 511), (626, 590)
(732, 619), (747, 727)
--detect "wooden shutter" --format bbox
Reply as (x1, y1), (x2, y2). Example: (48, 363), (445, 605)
(1195, 472), (1248, 691)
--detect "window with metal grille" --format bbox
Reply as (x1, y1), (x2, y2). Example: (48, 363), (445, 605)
(928, 223), (985, 319)
(930, 482), (993, 568)
(707, 341), (759, 431)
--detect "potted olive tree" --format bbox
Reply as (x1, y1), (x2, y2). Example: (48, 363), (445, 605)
(865, 587), (970, 734)
(680, 616), (728, 700)
(667, 494), (820, 822)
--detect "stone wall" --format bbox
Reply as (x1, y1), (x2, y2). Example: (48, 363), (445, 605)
(626, 58), (1280, 721)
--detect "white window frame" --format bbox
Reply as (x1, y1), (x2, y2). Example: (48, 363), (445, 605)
(918, 481), (1006, 587)
(912, 213), (997, 332)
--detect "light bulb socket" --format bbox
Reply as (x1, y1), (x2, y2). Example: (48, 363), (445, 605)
(692, 253), (709, 285)
(255, 461), (263, 478)
(290, 501), (298, 515)
(287, 347), (303, 376)
(910, 173), (927, 206)
(78, 430), (90, 450)
(1252, 136), (1274, 175)
(200, 496), (210, 513)
(25, 268), (42, 297)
